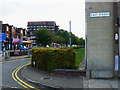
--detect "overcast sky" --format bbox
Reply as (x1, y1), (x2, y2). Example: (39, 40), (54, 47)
(0, 0), (85, 38)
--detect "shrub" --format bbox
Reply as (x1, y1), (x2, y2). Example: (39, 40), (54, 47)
(31, 47), (75, 72)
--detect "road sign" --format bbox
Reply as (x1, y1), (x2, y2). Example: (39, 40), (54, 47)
(90, 12), (110, 18)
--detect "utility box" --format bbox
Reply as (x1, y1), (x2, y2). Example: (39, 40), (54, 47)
(86, 2), (115, 78)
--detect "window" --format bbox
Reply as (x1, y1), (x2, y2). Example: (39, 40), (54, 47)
(21, 30), (23, 34)
(13, 28), (14, 32)
(25, 31), (27, 35)
(30, 32), (32, 35)
(17, 35), (18, 39)
(7, 34), (9, 38)
(6, 26), (9, 31)
(37, 26), (40, 27)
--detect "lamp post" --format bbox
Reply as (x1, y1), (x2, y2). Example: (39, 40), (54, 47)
(69, 21), (71, 48)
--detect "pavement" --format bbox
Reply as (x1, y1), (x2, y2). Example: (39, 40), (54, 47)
(2, 55), (31, 62)
(21, 62), (120, 89)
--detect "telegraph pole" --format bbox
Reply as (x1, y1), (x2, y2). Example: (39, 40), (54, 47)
(69, 21), (71, 48)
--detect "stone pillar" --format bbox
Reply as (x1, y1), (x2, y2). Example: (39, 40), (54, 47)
(86, 2), (114, 78)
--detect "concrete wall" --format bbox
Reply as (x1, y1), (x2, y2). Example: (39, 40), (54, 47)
(86, 2), (114, 78)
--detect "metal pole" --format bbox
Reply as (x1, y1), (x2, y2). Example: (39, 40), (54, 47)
(69, 21), (71, 48)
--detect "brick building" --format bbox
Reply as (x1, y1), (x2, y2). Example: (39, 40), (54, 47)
(2, 24), (12, 50)
(2, 23), (27, 50)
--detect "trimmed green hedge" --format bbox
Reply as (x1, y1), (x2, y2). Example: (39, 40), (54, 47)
(31, 47), (76, 72)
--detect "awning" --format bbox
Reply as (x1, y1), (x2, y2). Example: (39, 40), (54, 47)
(22, 41), (32, 44)
(22, 41), (28, 43)
(12, 38), (22, 44)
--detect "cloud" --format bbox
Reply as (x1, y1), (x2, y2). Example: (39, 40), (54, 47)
(1, 0), (85, 38)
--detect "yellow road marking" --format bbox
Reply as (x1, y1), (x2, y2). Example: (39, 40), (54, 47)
(12, 63), (40, 90)
(15, 63), (35, 88)
(12, 67), (28, 88)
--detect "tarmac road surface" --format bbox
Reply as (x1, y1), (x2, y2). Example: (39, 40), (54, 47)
(2, 58), (54, 90)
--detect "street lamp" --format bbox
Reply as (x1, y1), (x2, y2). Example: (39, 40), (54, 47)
(69, 21), (71, 48)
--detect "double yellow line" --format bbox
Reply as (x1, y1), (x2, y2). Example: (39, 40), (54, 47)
(12, 63), (40, 90)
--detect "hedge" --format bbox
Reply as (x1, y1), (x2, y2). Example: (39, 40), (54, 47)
(31, 47), (76, 72)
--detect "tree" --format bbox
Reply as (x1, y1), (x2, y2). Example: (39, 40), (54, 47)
(56, 29), (69, 45)
(71, 33), (78, 45)
(77, 37), (85, 46)
(52, 35), (65, 44)
(35, 28), (52, 47)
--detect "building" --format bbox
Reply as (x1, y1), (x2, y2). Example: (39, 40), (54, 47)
(27, 21), (59, 45)
(85, 2), (117, 78)
(2, 23), (27, 51)
(2, 24), (12, 50)
(16, 28), (27, 41)
(0, 21), (2, 52)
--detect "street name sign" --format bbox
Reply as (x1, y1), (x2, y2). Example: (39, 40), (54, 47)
(90, 12), (110, 17)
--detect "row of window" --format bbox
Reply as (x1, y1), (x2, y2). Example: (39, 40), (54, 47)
(5, 26), (28, 35)
(28, 25), (55, 28)
(28, 28), (55, 31)
(6, 34), (19, 39)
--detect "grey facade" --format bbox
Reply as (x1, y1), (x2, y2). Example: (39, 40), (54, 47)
(86, 2), (115, 78)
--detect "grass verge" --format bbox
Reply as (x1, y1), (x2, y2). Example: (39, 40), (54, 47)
(75, 47), (85, 69)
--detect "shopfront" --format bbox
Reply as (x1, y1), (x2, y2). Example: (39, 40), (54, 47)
(12, 38), (22, 50)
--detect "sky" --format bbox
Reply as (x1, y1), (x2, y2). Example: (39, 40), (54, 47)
(0, 0), (85, 38)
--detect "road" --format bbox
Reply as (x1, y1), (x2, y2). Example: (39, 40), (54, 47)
(2, 58), (53, 90)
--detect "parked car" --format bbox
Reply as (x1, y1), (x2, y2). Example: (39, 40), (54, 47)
(20, 46), (29, 50)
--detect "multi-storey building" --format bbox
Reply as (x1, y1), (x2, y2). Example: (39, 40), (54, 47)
(27, 21), (59, 44)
